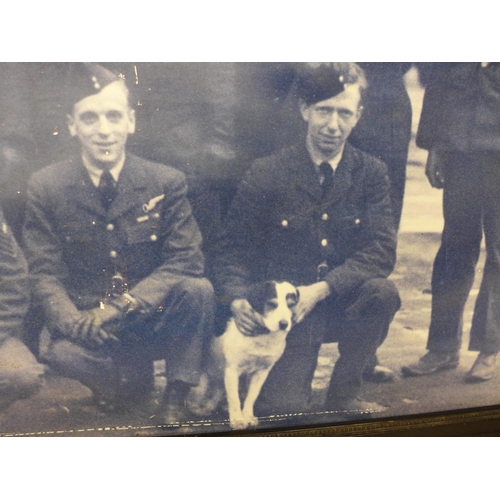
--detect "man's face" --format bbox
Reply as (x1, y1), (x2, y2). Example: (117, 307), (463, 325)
(67, 81), (135, 169)
(300, 84), (362, 159)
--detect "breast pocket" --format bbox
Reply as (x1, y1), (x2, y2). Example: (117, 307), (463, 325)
(124, 211), (162, 245)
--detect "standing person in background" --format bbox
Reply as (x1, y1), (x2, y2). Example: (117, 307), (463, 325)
(349, 63), (412, 231)
(402, 63), (500, 383)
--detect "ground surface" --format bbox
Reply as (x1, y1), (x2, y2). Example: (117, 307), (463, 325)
(1, 68), (497, 436)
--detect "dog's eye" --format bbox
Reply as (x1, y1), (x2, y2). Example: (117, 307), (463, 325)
(286, 293), (298, 307)
(266, 301), (278, 310)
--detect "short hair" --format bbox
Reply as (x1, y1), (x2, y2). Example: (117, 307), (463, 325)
(295, 62), (368, 106)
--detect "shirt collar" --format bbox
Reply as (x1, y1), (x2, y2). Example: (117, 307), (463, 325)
(307, 142), (345, 178)
(82, 154), (126, 187)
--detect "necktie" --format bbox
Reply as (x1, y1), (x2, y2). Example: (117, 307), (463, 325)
(319, 162), (334, 196)
(98, 169), (118, 210)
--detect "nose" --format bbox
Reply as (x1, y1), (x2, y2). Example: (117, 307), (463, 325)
(97, 116), (111, 135)
(279, 320), (289, 331)
(327, 111), (339, 131)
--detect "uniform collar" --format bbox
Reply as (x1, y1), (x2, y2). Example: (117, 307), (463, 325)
(82, 154), (126, 187)
(307, 142), (345, 178)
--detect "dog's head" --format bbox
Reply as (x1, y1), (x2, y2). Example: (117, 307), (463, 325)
(246, 281), (299, 334)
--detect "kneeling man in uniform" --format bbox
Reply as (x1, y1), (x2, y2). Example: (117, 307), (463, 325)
(212, 63), (400, 420)
(23, 63), (214, 422)
(0, 208), (45, 411)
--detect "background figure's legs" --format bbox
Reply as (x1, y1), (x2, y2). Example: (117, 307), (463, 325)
(427, 153), (483, 353)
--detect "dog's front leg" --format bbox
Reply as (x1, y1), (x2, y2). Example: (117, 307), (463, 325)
(241, 368), (272, 428)
(223, 367), (246, 430)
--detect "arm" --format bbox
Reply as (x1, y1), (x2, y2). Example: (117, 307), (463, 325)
(211, 166), (271, 303)
(0, 214), (29, 342)
(23, 177), (114, 345)
(23, 177), (84, 334)
(425, 149), (446, 189)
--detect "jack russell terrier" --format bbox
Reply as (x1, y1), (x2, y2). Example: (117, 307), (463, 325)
(188, 281), (299, 430)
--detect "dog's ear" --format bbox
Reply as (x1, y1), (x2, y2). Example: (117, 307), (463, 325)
(246, 281), (276, 316)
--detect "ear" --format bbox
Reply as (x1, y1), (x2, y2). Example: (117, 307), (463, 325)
(127, 108), (136, 135)
(299, 99), (311, 123)
(246, 281), (276, 316)
(355, 104), (364, 123)
(67, 113), (77, 137)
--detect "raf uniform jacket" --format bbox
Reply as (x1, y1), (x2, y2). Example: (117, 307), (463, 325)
(417, 62), (500, 152)
(23, 153), (204, 335)
(212, 141), (397, 304)
(0, 208), (29, 342)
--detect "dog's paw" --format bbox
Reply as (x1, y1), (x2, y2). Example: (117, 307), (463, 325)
(229, 419), (249, 430)
(244, 415), (259, 428)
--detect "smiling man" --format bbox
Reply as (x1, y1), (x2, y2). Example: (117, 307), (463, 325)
(213, 63), (400, 422)
(23, 63), (214, 423)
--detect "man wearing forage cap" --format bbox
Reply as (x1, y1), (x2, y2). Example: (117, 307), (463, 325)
(23, 63), (214, 424)
(212, 62), (400, 422)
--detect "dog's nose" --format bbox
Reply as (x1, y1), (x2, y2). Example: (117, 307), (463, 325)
(279, 320), (289, 330)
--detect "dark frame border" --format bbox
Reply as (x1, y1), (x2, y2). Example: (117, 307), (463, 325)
(195, 406), (500, 437)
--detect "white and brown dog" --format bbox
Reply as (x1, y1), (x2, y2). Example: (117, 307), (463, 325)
(188, 281), (299, 430)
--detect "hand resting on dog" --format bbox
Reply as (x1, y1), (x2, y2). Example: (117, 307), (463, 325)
(294, 282), (331, 323)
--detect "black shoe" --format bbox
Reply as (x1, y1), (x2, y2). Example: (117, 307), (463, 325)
(465, 353), (497, 383)
(401, 351), (459, 377)
(363, 365), (396, 383)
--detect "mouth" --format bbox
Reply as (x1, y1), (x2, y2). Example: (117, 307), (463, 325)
(319, 135), (341, 144)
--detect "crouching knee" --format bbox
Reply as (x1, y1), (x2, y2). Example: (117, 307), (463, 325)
(356, 278), (401, 316)
(0, 337), (45, 400)
(176, 277), (215, 309)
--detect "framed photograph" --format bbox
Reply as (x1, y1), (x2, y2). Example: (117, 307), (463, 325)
(1, 62), (499, 437)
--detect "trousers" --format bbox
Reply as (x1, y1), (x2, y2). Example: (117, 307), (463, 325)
(254, 278), (400, 416)
(42, 277), (214, 402)
(427, 152), (500, 354)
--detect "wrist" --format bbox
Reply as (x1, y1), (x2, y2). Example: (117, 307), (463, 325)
(109, 293), (138, 316)
(314, 281), (331, 301)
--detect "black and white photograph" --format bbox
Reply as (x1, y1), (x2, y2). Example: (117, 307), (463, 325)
(1, 61), (500, 437)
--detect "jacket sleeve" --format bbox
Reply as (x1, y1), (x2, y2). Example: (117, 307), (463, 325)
(0, 213), (29, 342)
(324, 159), (397, 298)
(128, 171), (205, 309)
(211, 163), (271, 303)
(23, 177), (83, 333)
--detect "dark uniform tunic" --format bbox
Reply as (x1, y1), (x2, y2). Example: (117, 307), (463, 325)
(23, 154), (214, 399)
(212, 142), (400, 415)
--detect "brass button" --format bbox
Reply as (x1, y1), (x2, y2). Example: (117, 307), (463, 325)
(321, 239), (328, 247)
(281, 220), (288, 228)
(150, 234), (158, 242)
(110, 250), (118, 258)
(106, 223), (115, 231)
(355, 219), (360, 225)
(153, 213), (160, 219)
(321, 213), (328, 221)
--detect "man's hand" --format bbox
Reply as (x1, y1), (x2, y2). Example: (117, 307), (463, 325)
(230, 298), (267, 336)
(294, 282), (330, 324)
(71, 305), (121, 346)
(425, 149), (445, 189)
